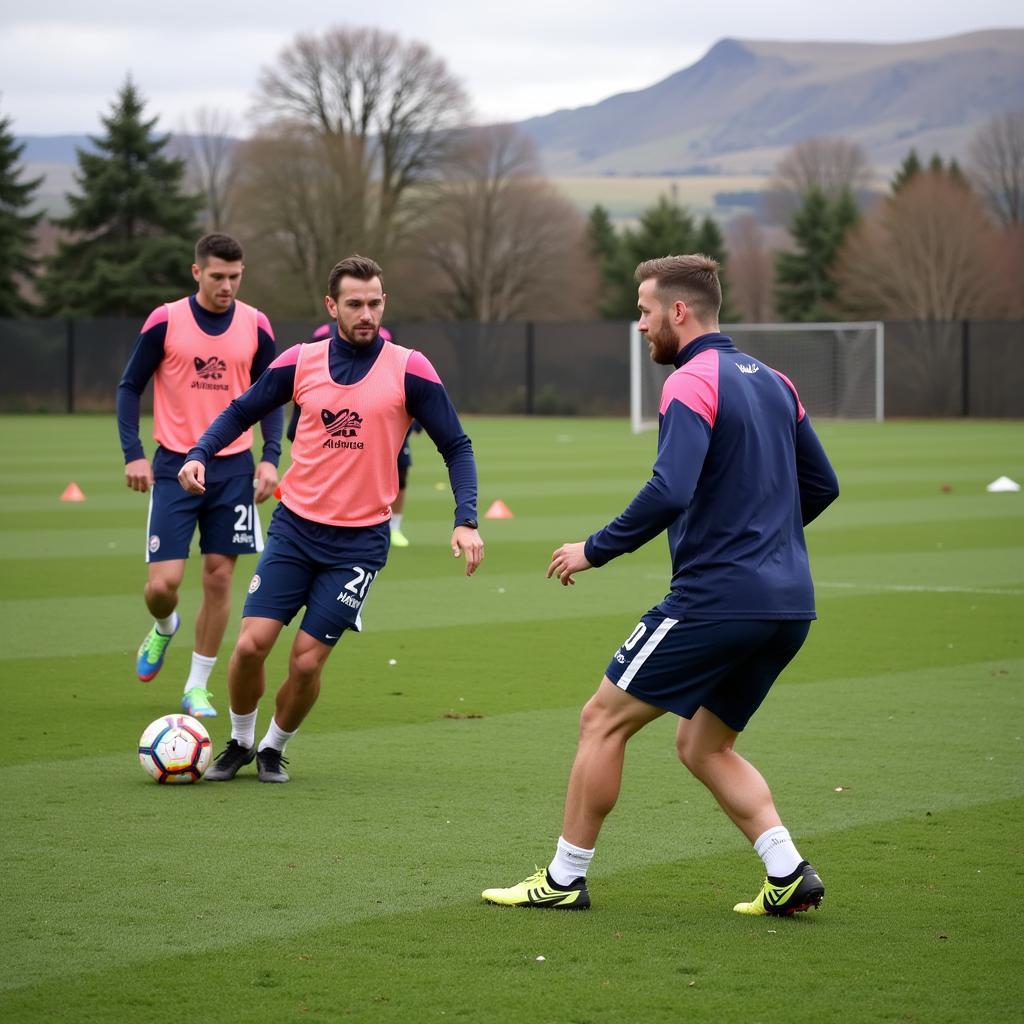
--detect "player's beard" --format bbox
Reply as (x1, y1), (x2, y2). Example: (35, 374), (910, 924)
(646, 320), (679, 365)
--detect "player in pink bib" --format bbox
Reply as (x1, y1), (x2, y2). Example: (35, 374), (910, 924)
(179, 255), (483, 783)
(117, 233), (282, 719)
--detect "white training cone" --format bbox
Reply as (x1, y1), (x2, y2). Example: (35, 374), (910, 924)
(986, 476), (1021, 493)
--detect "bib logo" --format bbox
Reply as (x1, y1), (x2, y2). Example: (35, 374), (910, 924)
(192, 356), (229, 391)
(321, 408), (365, 449)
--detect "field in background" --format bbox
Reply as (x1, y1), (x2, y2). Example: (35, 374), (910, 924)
(551, 173), (770, 224)
(1, 414), (1022, 1023)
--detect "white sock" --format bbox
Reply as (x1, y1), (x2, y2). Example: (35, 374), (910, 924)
(258, 717), (297, 754)
(548, 835), (595, 886)
(184, 652), (217, 693)
(230, 709), (258, 749)
(391, 513), (403, 531)
(754, 825), (802, 878)
(155, 611), (179, 635)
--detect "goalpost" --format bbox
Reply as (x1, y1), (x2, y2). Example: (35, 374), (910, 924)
(630, 321), (885, 432)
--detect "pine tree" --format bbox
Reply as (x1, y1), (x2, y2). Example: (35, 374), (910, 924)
(946, 158), (969, 189)
(586, 204), (630, 318)
(694, 215), (738, 322)
(774, 187), (859, 322)
(0, 110), (43, 315)
(891, 149), (923, 193)
(626, 195), (696, 265)
(40, 79), (202, 316)
(595, 195), (698, 319)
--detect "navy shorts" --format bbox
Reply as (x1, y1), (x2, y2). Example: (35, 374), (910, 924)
(242, 526), (388, 646)
(145, 475), (264, 562)
(604, 614), (811, 731)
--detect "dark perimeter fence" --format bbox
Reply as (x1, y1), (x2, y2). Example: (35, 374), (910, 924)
(0, 317), (1020, 417)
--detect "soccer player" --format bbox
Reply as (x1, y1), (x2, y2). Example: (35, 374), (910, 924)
(389, 419), (422, 548)
(117, 233), (282, 719)
(284, 324), (417, 547)
(178, 255), (483, 783)
(482, 254), (839, 915)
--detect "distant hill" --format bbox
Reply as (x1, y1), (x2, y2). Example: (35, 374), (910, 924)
(517, 30), (1024, 175)
(15, 29), (1024, 218)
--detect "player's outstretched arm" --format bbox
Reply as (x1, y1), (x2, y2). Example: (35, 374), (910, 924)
(547, 541), (593, 587)
(451, 526), (484, 576)
(178, 460), (207, 495)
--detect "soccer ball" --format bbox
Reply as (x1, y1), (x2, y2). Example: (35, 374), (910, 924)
(138, 714), (212, 784)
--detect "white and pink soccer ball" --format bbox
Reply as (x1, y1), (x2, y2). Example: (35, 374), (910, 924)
(138, 714), (212, 784)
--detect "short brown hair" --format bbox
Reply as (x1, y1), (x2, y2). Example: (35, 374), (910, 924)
(195, 233), (244, 265)
(328, 255), (383, 299)
(635, 254), (721, 322)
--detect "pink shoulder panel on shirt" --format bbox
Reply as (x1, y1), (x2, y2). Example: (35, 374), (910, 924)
(256, 311), (274, 339)
(141, 306), (169, 333)
(770, 368), (806, 422)
(660, 349), (719, 426)
(406, 350), (442, 385)
(269, 344), (301, 369)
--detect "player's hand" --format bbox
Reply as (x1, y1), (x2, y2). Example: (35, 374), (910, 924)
(451, 526), (484, 577)
(178, 460), (206, 495)
(124, 457), (154, 493)
(547, 541), (592, 587)
(253, 460), (278, 504)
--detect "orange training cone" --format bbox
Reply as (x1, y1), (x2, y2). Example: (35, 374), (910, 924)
(61, 482), (86, 502)
(484, 499), (514, 519)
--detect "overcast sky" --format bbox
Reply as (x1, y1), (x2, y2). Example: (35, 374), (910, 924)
(2, 0), (1023, 135)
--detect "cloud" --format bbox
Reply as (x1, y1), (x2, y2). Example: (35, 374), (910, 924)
(2, 1), (1022, 133)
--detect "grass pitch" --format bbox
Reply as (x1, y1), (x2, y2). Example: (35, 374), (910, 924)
(1, 414), (1022, 1024)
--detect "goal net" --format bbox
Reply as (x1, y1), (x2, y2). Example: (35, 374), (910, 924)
(630, 321), (884, 432)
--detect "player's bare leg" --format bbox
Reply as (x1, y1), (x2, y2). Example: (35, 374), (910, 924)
(205, 615), (285, 781)
(273, 630), (333, 731)
(483, 678), (663, 909)
(226, 616), (284, 713)
(676, 706), (824, 915)
(674, 706), (781, 842)
(143, 558), (185, 621)
(247, 630), (333, 782)
(194, 553), (236, 657)
(136, 559), (185, 681)
(561, 678), (666, 848)
(181, 553), (238, 717)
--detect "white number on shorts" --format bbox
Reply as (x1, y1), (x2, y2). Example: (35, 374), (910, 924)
(344, 566), (377, 599)
(622, 622), (647, 651)
(233, 504), (254, 531)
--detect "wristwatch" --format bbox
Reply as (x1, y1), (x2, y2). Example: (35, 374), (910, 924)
(457, 518), (478, 529)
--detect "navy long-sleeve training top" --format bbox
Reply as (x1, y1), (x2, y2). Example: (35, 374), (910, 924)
(116, 295), (283, 482)
(185, 328), (477, 528)
(585, 333), (839, 620)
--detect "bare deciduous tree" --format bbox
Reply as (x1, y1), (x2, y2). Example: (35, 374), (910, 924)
(766, 137), (873, 223)
(834, 173), (1004, 320)
(969, 109), (1024, 226)
(254, 26), (469, 258)
(230, 125), (369, 316)
(416, 125), (595, 322)
(176, 107), (239, 232)
(723, 215), (776, 322)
